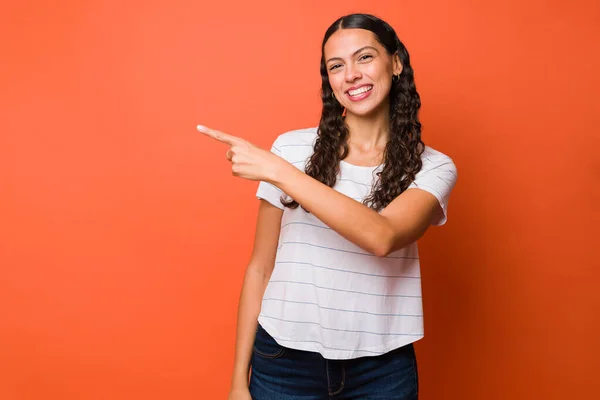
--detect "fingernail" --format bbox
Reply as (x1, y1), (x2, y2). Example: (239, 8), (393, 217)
(196, 125), (206, 131)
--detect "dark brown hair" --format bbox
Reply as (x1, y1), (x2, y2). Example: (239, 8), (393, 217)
(282, 13), (424, 212)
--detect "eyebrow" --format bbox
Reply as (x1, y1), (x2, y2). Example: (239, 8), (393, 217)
(326, 46), (379, 64)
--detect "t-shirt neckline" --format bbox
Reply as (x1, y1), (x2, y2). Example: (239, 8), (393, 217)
(340, 159), (383, 171)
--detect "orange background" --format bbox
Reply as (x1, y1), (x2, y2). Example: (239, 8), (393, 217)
(1, 1), (598, 399)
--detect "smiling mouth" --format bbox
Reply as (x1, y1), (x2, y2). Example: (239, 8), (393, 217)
(347, 85), (373, 96)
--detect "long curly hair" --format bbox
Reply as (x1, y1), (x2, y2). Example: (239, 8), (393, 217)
(282, 13), (425, 212)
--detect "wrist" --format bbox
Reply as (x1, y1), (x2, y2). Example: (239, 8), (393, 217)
(268, 158), (295, 187)
(231, 368), (250, 388)
(230, 378), (249, 390)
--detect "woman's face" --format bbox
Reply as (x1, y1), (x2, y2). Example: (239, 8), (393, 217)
(324, 28), (402, 117)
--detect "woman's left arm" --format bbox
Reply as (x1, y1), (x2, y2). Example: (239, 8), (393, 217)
(273, 164), (440, 257)
(196, 125), (455, 257)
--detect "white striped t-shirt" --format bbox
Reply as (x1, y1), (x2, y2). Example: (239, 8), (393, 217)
(255, 126), (457, 360)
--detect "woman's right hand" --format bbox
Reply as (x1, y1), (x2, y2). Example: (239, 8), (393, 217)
(227, 386), (252, 400)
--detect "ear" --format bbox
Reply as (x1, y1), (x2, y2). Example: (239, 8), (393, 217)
(393, 52), (403, 75)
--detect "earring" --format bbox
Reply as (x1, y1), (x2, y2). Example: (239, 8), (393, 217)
(393, 74), (400, 82)
(331, 92), (337, 101)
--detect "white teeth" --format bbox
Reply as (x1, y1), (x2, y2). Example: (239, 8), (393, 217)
(348, 86), (373, 96)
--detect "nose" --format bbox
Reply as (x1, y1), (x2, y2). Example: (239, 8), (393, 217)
(344, 63), (362, 82)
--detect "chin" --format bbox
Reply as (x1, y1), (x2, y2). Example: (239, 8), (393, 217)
(347, 103), (385, 118)
(346, 94), (389, 117)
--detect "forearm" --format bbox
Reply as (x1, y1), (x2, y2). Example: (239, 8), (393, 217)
(230, 266), (269, 388)
(272, 164), (394, 257)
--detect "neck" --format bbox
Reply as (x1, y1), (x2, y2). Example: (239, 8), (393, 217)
(343, 101), (390, 151)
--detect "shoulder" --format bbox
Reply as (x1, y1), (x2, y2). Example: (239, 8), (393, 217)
(270, 127), (318, 165)
(410, 145), (458, 192)
(407, 145), (458, 225)
(418, 145), (457, 175)
(273, 126), (318, 147)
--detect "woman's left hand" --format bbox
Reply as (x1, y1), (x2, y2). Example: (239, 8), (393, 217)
(196, 125), (288, 183)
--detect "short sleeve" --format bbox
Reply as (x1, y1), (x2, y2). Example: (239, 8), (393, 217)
(256, 135), (287, 210)
(407, 149), (458, 226)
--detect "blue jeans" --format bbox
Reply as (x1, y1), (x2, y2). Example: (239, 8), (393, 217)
(249, 324), (418, 400)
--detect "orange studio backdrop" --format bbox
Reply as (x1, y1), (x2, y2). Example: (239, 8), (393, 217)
(0, 1), (598, 399)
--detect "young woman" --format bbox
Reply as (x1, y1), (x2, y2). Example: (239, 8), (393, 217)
(198, 13), (458, 400)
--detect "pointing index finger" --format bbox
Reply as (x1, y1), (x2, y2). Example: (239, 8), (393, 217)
(196, 125), (242, 146)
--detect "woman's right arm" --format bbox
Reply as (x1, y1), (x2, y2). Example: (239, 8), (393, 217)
(229, 199), (283, 396)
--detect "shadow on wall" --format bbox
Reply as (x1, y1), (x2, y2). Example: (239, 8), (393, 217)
(414, 108), (498, 395)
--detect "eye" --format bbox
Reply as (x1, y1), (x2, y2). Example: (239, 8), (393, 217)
(359, 54), (373, 61)
(329, 64), (342, 71)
